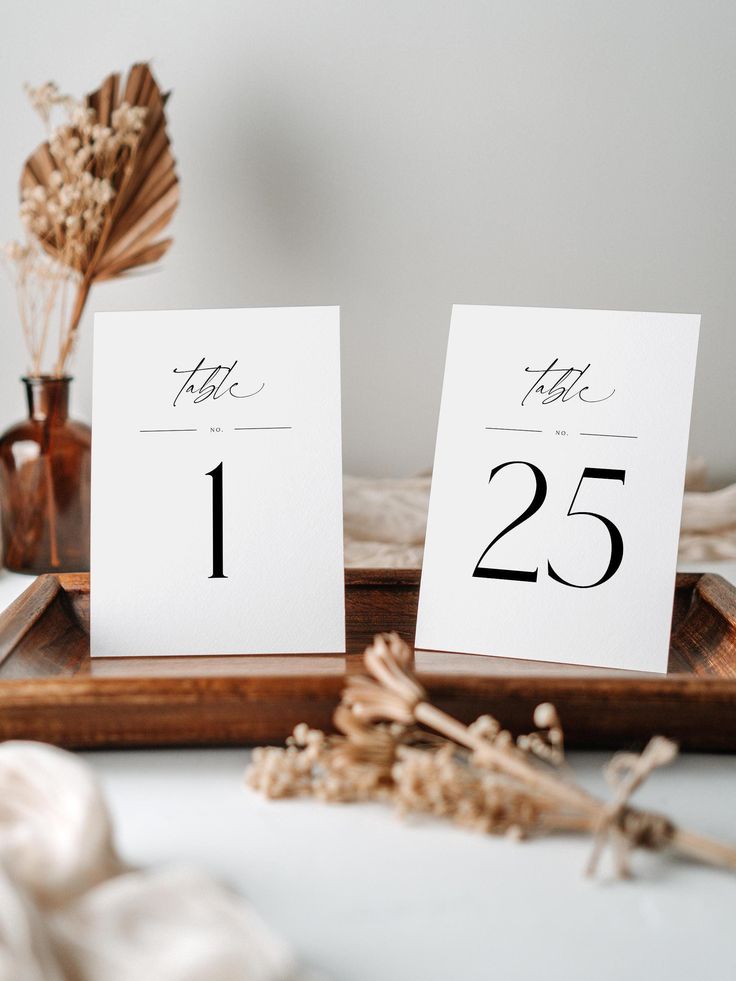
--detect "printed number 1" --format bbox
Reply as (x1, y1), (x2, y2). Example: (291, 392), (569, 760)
(206, 462), (227, 579)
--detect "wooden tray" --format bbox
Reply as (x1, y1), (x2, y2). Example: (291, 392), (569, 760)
(1, 570), (735, 750)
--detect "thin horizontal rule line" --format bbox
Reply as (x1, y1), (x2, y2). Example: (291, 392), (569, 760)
(580, 432), (638, 439)
(485, 426), (542, 433)
(234, 426), (293, 431)
(139, 428), (197, 433)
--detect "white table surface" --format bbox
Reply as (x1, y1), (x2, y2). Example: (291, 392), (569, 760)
(1, 565), (736, 981)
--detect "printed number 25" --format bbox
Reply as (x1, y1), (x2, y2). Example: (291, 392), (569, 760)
(472, 462), (625, 589)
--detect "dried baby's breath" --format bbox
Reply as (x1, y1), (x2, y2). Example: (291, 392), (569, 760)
(20, 87), (147, 265)
(391, 744), (544, 837)
(5, 86), (144, 374)
(247, 718), (396, 804)
(246, 632), (736, 879)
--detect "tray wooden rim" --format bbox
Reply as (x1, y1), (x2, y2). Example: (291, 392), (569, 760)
(1, 569), (735, 692)
(1, 569), (736, 750)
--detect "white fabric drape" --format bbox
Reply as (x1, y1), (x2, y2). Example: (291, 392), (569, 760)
(0, 743), (303, 981)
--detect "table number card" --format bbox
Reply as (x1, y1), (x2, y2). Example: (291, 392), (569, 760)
(415, 305), (700, 673)
(91, 307), (345, 658)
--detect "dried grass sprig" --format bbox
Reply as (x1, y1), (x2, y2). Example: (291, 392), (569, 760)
(246, 633), (736, 879)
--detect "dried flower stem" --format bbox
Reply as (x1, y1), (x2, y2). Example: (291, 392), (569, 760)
(53, 133), (141, 374)
(414, 700), (736, 873)
(374, 635), (736, 875)
(54, 278), (90, 376)
(413, 702), (599, 817)
(248, 632), (736, 878)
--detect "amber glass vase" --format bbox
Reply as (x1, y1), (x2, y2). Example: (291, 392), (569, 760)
(0, 377), (91, 574)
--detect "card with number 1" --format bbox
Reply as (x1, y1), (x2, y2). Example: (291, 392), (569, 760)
(415, 305), (700, 673)
(91, 306), (345, 657)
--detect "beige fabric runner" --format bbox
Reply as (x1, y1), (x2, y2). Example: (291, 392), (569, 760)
(344, 461), (736, 568)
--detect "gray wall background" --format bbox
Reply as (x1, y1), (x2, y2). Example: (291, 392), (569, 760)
(0, 0), (734, 479)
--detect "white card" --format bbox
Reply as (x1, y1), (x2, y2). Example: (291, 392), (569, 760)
(91, 307), (345, 657)
(415, 305), (700, 673)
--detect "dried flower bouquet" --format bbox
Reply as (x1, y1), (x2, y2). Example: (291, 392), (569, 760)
(2, 63), (178, 375)
(247, 633), (736, 878)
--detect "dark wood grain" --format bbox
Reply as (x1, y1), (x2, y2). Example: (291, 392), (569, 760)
(1, 570), (735, 750)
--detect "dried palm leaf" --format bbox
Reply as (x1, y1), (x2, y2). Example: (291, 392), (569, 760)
(19, 63), (179, 372)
